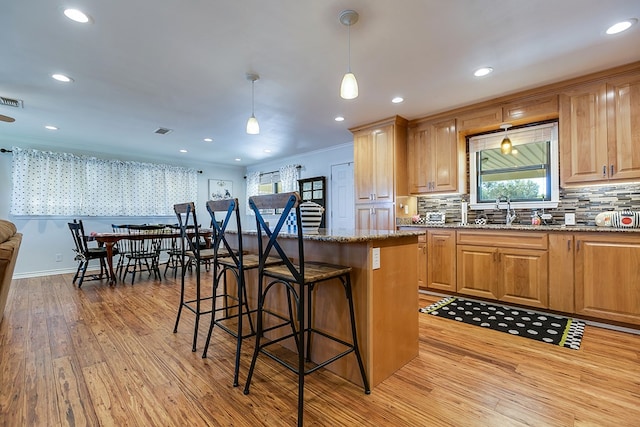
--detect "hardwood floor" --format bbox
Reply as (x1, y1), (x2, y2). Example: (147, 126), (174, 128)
(1, 270), (639, 426)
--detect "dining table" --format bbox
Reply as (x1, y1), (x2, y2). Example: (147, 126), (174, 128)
(94, 228), (212, 284)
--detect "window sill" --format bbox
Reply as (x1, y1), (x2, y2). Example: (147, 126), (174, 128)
(470, 201), (559, 210)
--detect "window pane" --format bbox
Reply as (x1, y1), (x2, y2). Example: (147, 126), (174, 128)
(477, 141), (550, 202)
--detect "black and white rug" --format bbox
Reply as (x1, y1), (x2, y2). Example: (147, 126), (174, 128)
(420, 296), (586, 350)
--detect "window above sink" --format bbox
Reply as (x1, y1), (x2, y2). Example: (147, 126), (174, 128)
(469, 121), (559, 210)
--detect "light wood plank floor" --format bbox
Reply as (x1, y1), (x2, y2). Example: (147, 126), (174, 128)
(1, 270), (639, 426)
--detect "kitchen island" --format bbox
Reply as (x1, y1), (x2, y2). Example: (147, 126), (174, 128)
(231, 228), (423, 388)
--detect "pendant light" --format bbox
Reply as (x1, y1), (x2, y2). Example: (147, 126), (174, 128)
(339, 10), (359, 100)
(500, 123), (513, 155)
(246, 73), (260, 135)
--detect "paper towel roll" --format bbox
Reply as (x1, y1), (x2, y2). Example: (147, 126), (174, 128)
(461, 202), (468, 225)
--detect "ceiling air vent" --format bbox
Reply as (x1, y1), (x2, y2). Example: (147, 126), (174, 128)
(0, 96), (24, 108)
(154, 127), (173, 135)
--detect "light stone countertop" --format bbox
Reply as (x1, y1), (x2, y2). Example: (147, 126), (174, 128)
(228, 228), (424, 243)
(397, 223), (640, 233)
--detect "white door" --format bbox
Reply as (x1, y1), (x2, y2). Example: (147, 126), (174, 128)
(331, 162), (355, 231)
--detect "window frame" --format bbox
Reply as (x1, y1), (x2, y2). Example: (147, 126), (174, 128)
(468, 121), (559, 210)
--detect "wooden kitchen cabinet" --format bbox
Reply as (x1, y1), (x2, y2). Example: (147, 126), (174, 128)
(548, 233), (575, 312)
(456, 231), (549, 309)
(560, 71), (640, 185)
(352, 116), (407, 204)
(356, 203), (395, 231)
(426, 229), (456, 292)
(352, 116), (407, 231)
(574, 233), (640, 326)
(407, 118), (459, 194)
(417, 232), (427, 290)
(502, 94), (558, 124)
(456, 106), (502, 133)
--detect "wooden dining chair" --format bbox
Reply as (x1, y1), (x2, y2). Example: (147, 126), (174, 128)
(122, 224), (164, 284)
(68, 219), (115, 287)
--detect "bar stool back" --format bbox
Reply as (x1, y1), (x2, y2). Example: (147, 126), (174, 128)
(173, 202), (215, 352)
(202, 198), (283, 387)
(243, 192), (370, 426)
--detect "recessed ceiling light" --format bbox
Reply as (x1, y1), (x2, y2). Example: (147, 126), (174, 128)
(203, 138), (213, 142)
(64, 8), (90, 23)
(474, 67), (494, 77)
(234, 158), (241, 162)
(264, 149), (272, 153)
(335, 116), (345, 122)
(606, 18), (637, 35)
(52, 73), (73, 83)
(391, 97), (404, 104)
(45, 125), (58, 130)
(179, 149), (187, 153)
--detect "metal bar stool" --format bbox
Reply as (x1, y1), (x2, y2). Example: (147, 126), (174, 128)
(243, 192), (370, 427)
(172, 202), (216, 352)
(201, 198), (282, 387)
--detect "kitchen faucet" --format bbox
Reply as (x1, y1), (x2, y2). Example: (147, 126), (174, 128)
(496, 196), (517, 225)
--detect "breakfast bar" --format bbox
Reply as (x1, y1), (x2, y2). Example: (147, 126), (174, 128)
(233, 228), (422, 388)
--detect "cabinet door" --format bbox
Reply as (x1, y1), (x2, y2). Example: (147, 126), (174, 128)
(354, 131), (374, 202)
(408, 118), (458, 194)
(548, 233), (574, 312)
(456, 245), (499, 300)
(372, 126), (394, 201)
(426, 229), (456, 292)
(502, 95), (558, 124)
(497, 248), (548, 309)
(355, 203), (395, 231)
(575, 234), (640, 325)
(430, 118), (458, 193)
(417, 237), (427, 290)
(608, 73), (640, 181)
(407, 125), (429, 194)
(559, 82), (609, 185)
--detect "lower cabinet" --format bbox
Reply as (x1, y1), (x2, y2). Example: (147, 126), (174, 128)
(574, 233), (640, 326)
(417, 233), (427, 290)
(456, 231), (549, 309)
(426, 229), (456, 292)
(356, 203), (395, 230)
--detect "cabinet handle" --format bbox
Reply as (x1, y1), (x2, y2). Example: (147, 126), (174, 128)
(567, 239), (571, 251)
(611, 164), (614, 177)
(576, 240), (581, 252)
(602, 165), (607, 177)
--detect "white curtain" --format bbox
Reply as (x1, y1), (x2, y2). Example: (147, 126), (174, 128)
(10, 147), (198, 216)
(279, 164), (300, 193)
(246, 171), (261, 213)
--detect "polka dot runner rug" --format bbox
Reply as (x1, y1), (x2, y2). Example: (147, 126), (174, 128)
(420, 296), (586, 350)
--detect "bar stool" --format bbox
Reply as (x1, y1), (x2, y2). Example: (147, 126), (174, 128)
(243, 192), (370, 427)
(201, 198), (282, 387)
(173, 202), (217, 352)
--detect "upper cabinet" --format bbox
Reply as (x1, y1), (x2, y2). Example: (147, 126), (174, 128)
(352, 116), (407, 203)
(407, 118), (460, 194)
(560, 71), (640, 186)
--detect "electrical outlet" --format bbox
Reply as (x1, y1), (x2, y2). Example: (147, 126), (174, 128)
(372, 247), (380, 270)
(55, 253), (63, 262)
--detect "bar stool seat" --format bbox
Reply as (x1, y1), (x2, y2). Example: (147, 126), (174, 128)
(243, 192), (370, 427)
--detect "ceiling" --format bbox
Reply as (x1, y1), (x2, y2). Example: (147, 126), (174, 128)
(1, 1), (639, 167)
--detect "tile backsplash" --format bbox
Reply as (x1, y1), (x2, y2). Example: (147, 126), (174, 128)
(406, 183), (640, 226)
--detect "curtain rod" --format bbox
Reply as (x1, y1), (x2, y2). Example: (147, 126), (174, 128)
(1, 148), (12, 153)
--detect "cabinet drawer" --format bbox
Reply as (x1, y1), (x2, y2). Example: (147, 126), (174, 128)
(456, 231), (548, 250)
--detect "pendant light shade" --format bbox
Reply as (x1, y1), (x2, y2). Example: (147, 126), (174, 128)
(246, 73), (260, 135)
(339, 10), (359, 100)
(500, 123), (512, 155)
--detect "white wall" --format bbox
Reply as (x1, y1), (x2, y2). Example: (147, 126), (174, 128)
(244, 143), (354, 230)
(0, 141), (354, 277)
